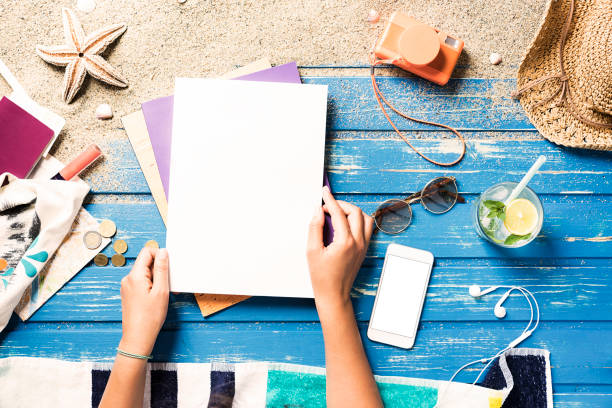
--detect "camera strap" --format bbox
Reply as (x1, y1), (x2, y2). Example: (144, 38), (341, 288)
(368, 56), (466, 166)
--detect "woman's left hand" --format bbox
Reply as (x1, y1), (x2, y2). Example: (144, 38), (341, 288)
(119, 247), (169, 356)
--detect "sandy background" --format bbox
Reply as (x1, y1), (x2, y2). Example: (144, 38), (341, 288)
(0, 0), (545, 178)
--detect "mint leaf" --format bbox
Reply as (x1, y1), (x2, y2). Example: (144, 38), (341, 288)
(504, 233), (531, 245)
(484, 200), (505, 210)
(483, 227), (503, 243)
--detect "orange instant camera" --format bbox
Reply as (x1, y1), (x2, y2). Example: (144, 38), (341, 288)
(374, 12), (464, 86)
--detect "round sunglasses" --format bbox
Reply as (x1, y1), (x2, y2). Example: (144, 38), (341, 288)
(372, 176), (464, 234)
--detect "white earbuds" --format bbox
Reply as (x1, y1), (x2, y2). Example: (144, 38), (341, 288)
(469, 285), (516, 319)
(468, 284), (481, 297)
(494, 304), (507, 318)
(435, 285), (540, 407)
(435, 285), (541, 407)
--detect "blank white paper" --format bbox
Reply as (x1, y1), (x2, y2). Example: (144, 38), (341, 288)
(167, 78), (328, 297)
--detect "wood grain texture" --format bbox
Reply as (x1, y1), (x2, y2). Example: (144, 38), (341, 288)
(91, 135), (612, 195)
(3, 76), (611, 406)
(80, 196), (612, 259)
(27, 258), (612, 323)
(1, 320), (611, 386)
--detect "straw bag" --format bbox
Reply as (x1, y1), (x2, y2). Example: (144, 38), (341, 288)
(0, 174), (88, 331)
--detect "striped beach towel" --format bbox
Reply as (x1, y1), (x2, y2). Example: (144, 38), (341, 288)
(0, 349), (552, 407)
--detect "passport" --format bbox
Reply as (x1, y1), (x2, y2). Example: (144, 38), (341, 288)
(0, 97), (54, 178)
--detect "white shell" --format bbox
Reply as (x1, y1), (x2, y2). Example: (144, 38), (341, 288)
(76, 0), (96, 13)
(367, 9), (380, 23)
(95, 103), (113, 120)
(178, 0), (187, 3)
(489, 53), (502, 65)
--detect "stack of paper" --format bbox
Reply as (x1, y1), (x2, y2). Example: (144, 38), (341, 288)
(122, 60), (331, 314)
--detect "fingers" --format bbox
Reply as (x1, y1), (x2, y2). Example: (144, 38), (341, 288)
(152, 248), (170, 293)
(307, 206), (325, 253)
(364, 214), (374, 249)
(336, 200), (364, 245)
(322, 186), (350, 239)
(131, 247), (155, 280)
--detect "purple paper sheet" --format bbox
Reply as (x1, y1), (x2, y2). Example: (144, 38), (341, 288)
(141, 61), (334, 244)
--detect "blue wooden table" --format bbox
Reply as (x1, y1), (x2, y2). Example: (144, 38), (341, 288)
(1, 75), (612, 407)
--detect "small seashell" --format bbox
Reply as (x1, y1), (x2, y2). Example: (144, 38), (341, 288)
(178, 0), (187, 3)
(367, 9), (380, 23)
(95, 103), (113, 120)
(76, 0), (96, 13)
(489, 53), (502, 65)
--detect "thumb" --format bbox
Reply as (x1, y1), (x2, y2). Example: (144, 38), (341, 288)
(152, 248), (169, 293)
(307, 206), (325, 253)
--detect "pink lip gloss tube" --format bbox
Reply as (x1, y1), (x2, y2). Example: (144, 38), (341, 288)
(51, 144), (102, 181)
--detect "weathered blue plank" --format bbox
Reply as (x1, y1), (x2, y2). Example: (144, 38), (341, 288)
(555, 394), (612, 408)
(302, 77), (534, 131)
(28, 258), (612, 323)
(1, 320), (610, 386)
(89, 137), (612, 194)
(326, 138), (612, 194)
(82, 196), (612, 259)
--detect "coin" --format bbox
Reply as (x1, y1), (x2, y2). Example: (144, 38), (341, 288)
(93, 253), (108, 267)
(111, 254), (126, 267)
(83, 231), (102, 250)
(113, 239), (128, 254)
(0, 258), (7, 271)
(98, 219), (117, 238)
(144, 240), (159, 249)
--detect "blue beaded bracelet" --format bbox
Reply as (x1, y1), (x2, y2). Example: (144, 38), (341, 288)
(116, 348), (152, 360)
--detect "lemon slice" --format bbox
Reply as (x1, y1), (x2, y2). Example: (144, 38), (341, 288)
(504, 198), (538, 235)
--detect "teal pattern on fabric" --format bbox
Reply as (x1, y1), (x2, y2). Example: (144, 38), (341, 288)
(378, 381), (437, 407)
(265, 369), (438, 407)
(20, 259), (37, 278)
(19, 236), (48, 278)
(266, 370), (326, 407)
(26, 251), (48, 263)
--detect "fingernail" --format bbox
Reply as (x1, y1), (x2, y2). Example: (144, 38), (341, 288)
(322, 186), (330, 194)
(158, 248), (168, 259)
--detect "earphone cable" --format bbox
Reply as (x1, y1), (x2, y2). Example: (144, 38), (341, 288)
(434, 285), (540, 407)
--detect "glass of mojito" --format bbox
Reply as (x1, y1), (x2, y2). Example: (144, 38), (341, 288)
(474, 182), (543, 248)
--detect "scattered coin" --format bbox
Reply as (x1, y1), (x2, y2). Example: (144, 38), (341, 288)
(144, 240), (159, 249)
(111, 254), (126, 267)
(84, 231), (103, 250)
(99, 219), (117, 238)
(93, 253), (109, 267)
(0, 258), (7, 271)
(113, 239), (128, 254)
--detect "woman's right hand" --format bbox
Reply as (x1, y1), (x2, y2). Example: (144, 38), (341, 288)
(306, 186), (374, 310)
(118, 247), (169, 356)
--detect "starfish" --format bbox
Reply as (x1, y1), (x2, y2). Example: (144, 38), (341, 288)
(36, 8), (128, 103)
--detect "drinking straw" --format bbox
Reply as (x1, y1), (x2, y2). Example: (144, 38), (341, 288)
(504, 155), (546, 205)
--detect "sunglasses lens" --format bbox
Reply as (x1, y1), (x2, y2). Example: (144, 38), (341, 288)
(374, 199), (412, 234)
(421, 177), (458, 214)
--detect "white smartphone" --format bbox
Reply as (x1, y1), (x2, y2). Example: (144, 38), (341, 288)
(367, 244), (434, 349)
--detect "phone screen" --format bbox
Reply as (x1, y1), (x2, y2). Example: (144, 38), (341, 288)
(370, 255), (431, 337)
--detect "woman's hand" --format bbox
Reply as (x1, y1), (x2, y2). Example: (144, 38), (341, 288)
(118, 247), (169, 356)
(306, 187), (382, 408)
(307, 186), (374, 309)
